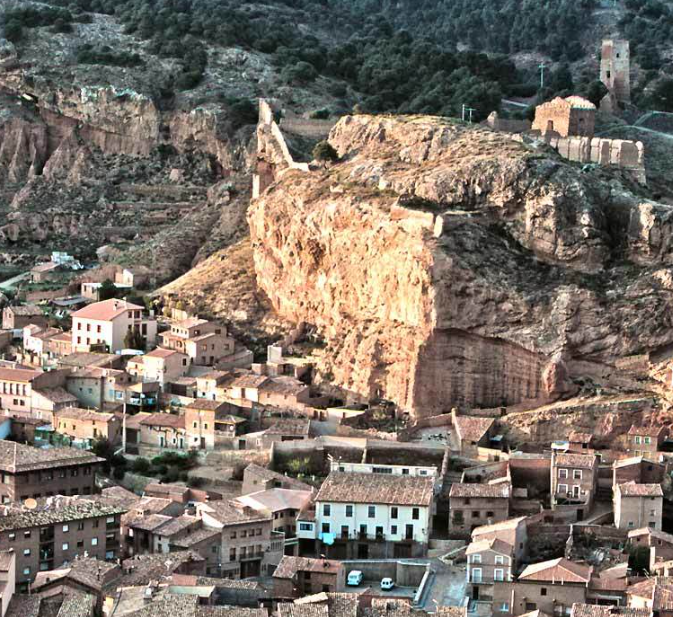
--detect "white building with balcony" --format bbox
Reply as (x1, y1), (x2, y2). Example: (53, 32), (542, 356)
(298, 471), (435, 560)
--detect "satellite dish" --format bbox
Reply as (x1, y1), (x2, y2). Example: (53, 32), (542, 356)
(24, 498), (37, 510)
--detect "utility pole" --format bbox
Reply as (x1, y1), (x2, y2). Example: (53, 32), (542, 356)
(539, 62), (547, 90)
(461, 103), (466, 122)
(466, 107), (476, 123)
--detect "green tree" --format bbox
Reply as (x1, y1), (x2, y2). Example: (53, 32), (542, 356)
(98, 279), (118, 301)
(124, 328), (146, 350)
(649, 78), (673, 112)
(4, 20), (23, 42)
(583, 81), (609, 107)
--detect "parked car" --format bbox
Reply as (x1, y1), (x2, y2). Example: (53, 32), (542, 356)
(347, 570), (364, 586)
(381, 578), (395, 590)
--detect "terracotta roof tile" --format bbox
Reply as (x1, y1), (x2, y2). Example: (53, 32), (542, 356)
(453, 416), (494, 443)
(315, 472), (434, 507)
(72, 299), (144, 322)
(554, 453), (597, 469)
(139, 413), (185, 429)
(519, 558), (592, 584)
(273, 556), (342, 579)
(449, 482), (510, 498)
(616, 482), (663, 497)
(0, 441), (102, 473)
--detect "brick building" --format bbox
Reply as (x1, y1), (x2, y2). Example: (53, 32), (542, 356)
(471, 517), (528, 564)
(448, 483), (510, 538)
(551, 452), (598, 518)
(54, 407), (122, 447)
(0, 496), (126, 589)
(2, 305), (48, 332)
(0, 441), (102, 503)
(272, 556), (345, 598)
(626, 425), (668, 459)
(532, 96), (596, 138)
(159, 317), (235, 366)
(242, 464), (313, 496)
(492, 558), (593, 617)
(466, 537), (513, 600)
(613, 457), (666, 486)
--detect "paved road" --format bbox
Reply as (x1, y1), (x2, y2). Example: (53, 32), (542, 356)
(0, 271), (29, 291)
(421, 561), (467, 611)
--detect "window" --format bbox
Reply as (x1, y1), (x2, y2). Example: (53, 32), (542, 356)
(471, 568), (482, 583)
(323, 504), (331, 517)
(558, 469), (568, 478)
(299, 523), (312, 531)
(230, 531), (237, 539)
(193, 422), (198, 428)
(635, 436), (642, 444)
(77, 540), (84, 548)
(541, 588), (547, 596)
(472, 511), (480, 518)
(230, 548), (236, 560)
(91, 538), (98, 546)
(486, 511), (494, 518)
(471, 554), (482, 564)
(558, 484), (568, 494)
(412, 508), (419, 520)
(321, 523), (330, 533)
(346, 505), (353, 518)
(8, 533), (14, 541)
(391, 525), (397, 535)
(368, 506), (376, 518)
(241, 530), (247, 538)
(23, 549), (30, 556)
(62, 543), (69, 551)
(402, 468), (409, 475)
(628, 521), (634, 528)
(501, 603), (510, 612)
(526, 603), (537, 611)
(24, 531), (30, 538)
(644, 436), (651, 445)
(573, 470), (582, 480)
(495, 555), (504, 565)
(23, 567), (30, 576)
(62, 525), (69, 533)
(494, 568), (504, 581)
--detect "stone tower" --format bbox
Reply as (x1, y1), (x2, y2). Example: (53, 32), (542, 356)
(600, 39), (630, 113)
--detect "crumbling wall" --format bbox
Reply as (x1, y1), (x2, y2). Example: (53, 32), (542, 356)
(485, 112), (531, 134)
(253, 99), (310, 198)
(542, 134), (646, 184)
(280, 114), (336, 139)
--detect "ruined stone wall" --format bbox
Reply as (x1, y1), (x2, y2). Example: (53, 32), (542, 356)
(280, 115), (336, 139)
(485, 112), (531, 134)
(545, 134), (646, 183)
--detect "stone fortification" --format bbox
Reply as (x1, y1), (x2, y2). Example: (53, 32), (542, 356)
(253, 99), (310, 198)
(531, 96), (596, 138)
(601, 39), (631, 113)
(248, 113), (673, 419)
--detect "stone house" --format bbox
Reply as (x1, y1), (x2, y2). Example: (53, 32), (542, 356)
(115, 267), (151, 289)
(233, 488), (313, 540)
(237, 418), (311, 450)
(0, 367), (71, 422)
(448, 482), (511, 538)
(30, 261), (61, 283)
(272, 556), (345, 598)
(627, 577), (673, 616)
(138, 413), (186, 450)
(532, 96), (596, 137)
(627, 425), (668, 459)
(568, 432), (595, 452)
(550, 452), (598, 518)
(628, 527), (673, 567)
(613, 482), (663, 531)
(492, 558), (593, 617)
(45, 332), (73, 358)
(195, 501), (283, 578)
(54, 407), (122, 447)
(471, 517), (528, 564)
(2, 305), (48, 332)
(184, 399), (245, 451)
(127, 347), (189, 388)
(0, 496), (126, 590)
(22, 325), (62, 359)
(159, 317), (235, 366)
(451, 411), (495, 457)
(258, 377), (312, 409)
(466, 537), (513, 601)
(71, 299), (157, 353)
(613, 457), (666, 486)
(0, 441), (101, 503)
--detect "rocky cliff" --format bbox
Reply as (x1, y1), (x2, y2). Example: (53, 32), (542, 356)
(247, 114), (673, 418)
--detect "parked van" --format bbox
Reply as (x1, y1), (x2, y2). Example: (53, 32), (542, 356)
(347, 570), (363, 586)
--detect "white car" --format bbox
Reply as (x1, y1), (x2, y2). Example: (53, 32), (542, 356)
(347, 570), (363, 586)
(380, 578), (395, 590)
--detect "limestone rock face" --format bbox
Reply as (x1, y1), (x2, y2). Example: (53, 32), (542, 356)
(248, 115), (673, 418)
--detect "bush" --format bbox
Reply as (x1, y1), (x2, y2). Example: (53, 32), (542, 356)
(310, 108), (330, 120)
(313, 140), (339, 162)
(131, 457), (151, 474)
(187, 476), (206, 488)
(112, 466), (126, 481)
(162, 466), (180, 483)
(4, 20), (23, 42)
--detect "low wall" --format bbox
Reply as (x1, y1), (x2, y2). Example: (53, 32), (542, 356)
(280, 115), (336, 139)
(341, 560), (428, 587)
(485, 112), (532, 134)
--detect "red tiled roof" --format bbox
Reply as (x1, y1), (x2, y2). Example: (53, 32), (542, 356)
(72, 299), (143, 322)
(449, 482), (510, 499)
(139, 413), (185, 429)
(519, 558), (592, 584)
(0, 368), (41, 383)
(616, 482), (663, 497)
(554, 453), (597, 469)
(454, 415), (494, 443)
(628, 425), (667, 437)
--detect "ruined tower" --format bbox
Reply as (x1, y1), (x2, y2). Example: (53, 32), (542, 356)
(600, 39), (630, 113)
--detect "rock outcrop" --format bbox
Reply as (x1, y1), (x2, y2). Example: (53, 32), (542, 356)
(248, 114), (673, 418)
